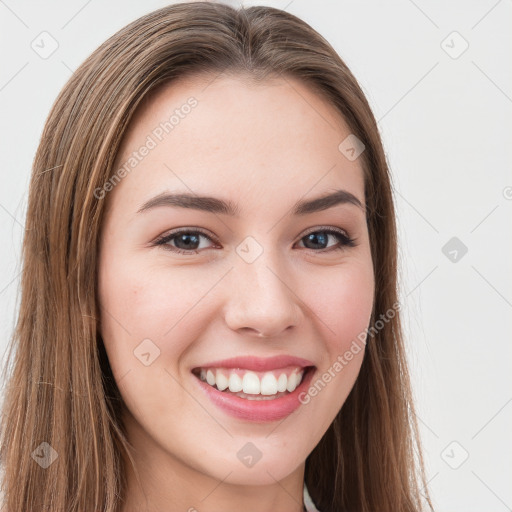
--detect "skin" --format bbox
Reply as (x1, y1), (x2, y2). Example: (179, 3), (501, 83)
(97, 73), (375, 512)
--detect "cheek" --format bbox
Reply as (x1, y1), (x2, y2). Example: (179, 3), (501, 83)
(295, 259), (374, 432)
(97, 255), (213, 364)
(306, 259), (374, 353)
(97, 259), (206, 420)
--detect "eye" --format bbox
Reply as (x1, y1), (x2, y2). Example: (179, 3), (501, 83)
(295, 227), (356, 253)
(152, 226), (356, 255)
(153, 228), (218, 255)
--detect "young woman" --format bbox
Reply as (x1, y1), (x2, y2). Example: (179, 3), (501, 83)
(0, 3), (435, 511)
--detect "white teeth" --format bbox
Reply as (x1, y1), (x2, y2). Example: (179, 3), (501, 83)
(215, 370), (229, 391)
(228, 373), (243, 393)
(242, 371), (260, 394)
(206, 369), (215, 386)
(197, 367), (306, 396)
(287, 373), (300, 392)
(276, 373), (288, 393)
(260, 372), (278, 395)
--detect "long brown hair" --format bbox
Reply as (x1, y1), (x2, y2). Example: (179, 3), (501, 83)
(0, 3), (435, 511)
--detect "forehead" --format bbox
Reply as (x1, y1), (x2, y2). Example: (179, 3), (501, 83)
(109, 73), (365, 215)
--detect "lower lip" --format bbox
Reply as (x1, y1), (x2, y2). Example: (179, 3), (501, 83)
(193, 367), (316, 422)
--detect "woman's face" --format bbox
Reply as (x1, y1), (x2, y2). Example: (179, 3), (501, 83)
(97, 73), (374, 504)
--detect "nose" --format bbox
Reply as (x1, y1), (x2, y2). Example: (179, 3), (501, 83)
(223, 250), (303, 339)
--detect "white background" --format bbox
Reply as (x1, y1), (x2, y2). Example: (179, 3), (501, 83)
(0, 1), (511, 510)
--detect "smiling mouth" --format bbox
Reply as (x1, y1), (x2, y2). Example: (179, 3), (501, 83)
(191, 365), (315, 399)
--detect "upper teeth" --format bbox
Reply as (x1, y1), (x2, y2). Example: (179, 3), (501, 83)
(198, 367), (305, 395)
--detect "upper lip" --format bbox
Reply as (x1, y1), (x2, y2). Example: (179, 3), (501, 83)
(192, 355), (315, 372)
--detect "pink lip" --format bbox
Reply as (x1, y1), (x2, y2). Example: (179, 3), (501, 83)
(193, 366), (316, 422)
(192, 355), (315, 372)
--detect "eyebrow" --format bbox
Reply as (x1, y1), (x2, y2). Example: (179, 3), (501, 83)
(136, 189), (365, 217)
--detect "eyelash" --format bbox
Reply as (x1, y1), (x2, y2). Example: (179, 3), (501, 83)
(152, 226), (356, 255)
